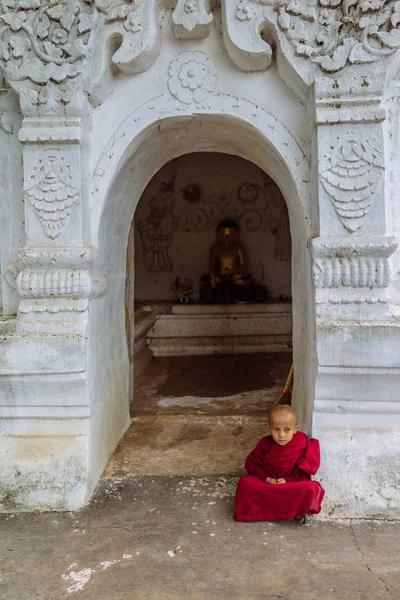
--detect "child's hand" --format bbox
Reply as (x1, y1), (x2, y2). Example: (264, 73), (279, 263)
(265, 477), (278, 485)
(276, 478), (286, 484)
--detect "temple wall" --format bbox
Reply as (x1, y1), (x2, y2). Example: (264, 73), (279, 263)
(0, 1), (399, 516)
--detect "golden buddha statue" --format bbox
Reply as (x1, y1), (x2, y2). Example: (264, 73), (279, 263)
(210, 219), (247, 286)
(200, 219), (268, 303)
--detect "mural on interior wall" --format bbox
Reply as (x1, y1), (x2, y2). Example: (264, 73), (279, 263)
(136, 177), (290, 272)
(136, 181), (175, 272)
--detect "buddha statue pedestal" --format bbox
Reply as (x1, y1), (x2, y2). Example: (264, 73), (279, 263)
(200, 219), (267, 304)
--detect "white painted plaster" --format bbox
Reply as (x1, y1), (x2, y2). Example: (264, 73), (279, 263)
(315, 427), (400, 520)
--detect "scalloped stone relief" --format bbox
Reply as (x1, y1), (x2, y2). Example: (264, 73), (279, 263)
(320, 134), (385, 233)
(24, 152), (80, 239)
(222, 0), (273, 72)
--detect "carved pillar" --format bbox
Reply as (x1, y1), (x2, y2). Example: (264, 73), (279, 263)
(311, 72), (400, 517)
(313, 71), (396, 310)
(0, 0), (110, 509)
(0, 93), (104, 510)
(15, 94), (106, 328)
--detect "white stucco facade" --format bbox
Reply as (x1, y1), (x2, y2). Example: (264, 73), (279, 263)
(0, 0), (399, 517)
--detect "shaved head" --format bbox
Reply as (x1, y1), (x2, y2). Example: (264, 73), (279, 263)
(269, 404), (297, 425)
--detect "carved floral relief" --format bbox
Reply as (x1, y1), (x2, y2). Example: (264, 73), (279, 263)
(24, 152), (80, 239)
(321, 134), (384, 232)
(167, 51), (218, 105)
(236, 1), (257, 22)
(0, 0), (108, 86)
(0, 1), (400, 96)
(275, 0), (400, 73)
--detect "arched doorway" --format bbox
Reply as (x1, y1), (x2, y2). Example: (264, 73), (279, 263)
(89, 109), (314, 490)
(115, 152), (293, 475)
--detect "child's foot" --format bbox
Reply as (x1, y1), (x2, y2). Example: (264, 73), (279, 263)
(295, 514), (309, 525)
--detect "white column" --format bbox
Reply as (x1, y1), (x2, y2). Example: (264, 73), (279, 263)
(312, 72), (400, 519)
(0, 91), (106, 511)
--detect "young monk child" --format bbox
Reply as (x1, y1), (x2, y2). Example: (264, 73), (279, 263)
(235, 405), (325, 523)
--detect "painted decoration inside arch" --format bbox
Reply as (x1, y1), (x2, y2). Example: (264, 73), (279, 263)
(135, 174), (291, 274)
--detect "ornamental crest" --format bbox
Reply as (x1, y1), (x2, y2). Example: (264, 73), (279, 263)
(25, 153), (80, 239)
(321, 135), (384, 232)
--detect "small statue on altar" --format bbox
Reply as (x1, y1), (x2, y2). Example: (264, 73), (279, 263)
(200, 219), (267, 303)
(171, 276), (194, 304)
(210, 218), (247, 284)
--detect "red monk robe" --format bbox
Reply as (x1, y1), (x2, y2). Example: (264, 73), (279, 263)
(235, 431), (325, 521)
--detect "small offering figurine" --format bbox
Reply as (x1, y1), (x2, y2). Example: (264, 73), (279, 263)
(171, 276), (194, 304)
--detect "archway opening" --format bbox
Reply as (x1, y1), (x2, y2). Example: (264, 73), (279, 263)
(91, 113), (314, 488)
(106, 152), (294, 476)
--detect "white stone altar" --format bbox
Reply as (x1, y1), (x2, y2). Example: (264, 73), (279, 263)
(145, 303), (292, 357)
(0, 0), (400, 518)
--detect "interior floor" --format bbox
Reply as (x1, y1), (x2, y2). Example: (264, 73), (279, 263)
(103, 352), (292, 478)
(131, 352), (292, 417)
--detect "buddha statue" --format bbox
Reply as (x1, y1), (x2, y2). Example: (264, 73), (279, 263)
(210, 219), (247, 285)
(200, 218), (268, 304)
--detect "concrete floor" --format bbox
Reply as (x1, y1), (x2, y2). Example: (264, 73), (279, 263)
(105, 353), (291, 477)
(3, 355), (399, 599)
(1, 475), (399, 600)
(104, 417), (268, 477)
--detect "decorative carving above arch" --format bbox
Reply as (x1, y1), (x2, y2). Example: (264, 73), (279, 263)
(221, 0), (400, 77)
(104, 0), (160, 74)
(167, 51), (218, 106)
(275, 0), (400, 74)
(221, 0), (273, 72)
(1, 1), (400, 111)
(0, 0), (161, 112)
(173, 0), (213, 40)
(0, 0), (107, 87)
